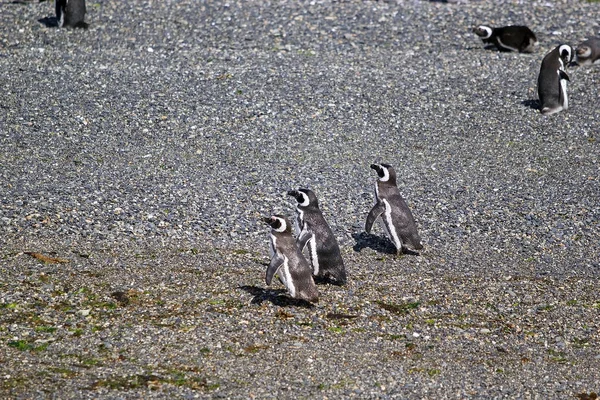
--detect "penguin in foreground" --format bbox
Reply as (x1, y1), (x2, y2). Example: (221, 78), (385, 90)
(365, 164), (423, 255)
(263, 215), (318, 303)
(537, 44), (573, 116)
(573, 38), (600, 66)
(56, 0), (88, 29)
(473, 25), (537, 53)
(287, 189), (347, 286)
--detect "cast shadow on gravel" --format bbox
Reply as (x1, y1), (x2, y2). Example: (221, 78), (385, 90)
(38, 17), (59, 27)
(521, 99), (541, 111)
(351, 232), (397, 255)
(238, 285), (315, 308)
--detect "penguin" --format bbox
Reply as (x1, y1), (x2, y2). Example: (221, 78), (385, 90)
(573, 38), (600, 66)
(287, 189), (347, 286)
(365, 163), (423, 255)
(537, 44), (573, 116)
(263, 215), (318, 303)
(56, 0), (88, 29)
(473, 25), (537, 53)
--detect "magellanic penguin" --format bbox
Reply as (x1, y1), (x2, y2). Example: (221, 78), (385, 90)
(573, 38), (600, 66)
(287, 189), (347, 286)
(56, 0), (88, 29)
(473, 25), (537, 53)
(264, 215), (318, 303)
(365, 163), (423, 255)
(537, 44), (574, 115)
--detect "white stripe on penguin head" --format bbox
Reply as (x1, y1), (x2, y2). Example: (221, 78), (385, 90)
(559, 44), (572, 65)
(298, 191), (310, 207)
(379, 165), (390, 182)
(478, 26), (493, 39)
(273, 216), (287, 233)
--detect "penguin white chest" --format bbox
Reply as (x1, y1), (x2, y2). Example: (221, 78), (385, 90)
(381, 199), (402, 250)
(279, 257), (295, 297)
(558, 70), (568, 110)
(307, 235), (319, 275)
(294, 208), (304, 235)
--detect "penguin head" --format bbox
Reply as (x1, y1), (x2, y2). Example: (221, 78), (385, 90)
(473, 25), (493, 39)
(558, 44), (574, 66)
(576, 44), (592, 59)
(370, 163), (397, 185)
(263, 215), (290, 233)
(287, 188), (318, 209)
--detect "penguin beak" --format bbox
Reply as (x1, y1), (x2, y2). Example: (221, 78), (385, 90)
(287, 190), (298, 197)
(262, 216), (273, 225)
(370, 164), (380, 172)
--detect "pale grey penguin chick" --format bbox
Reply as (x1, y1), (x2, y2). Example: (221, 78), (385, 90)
(537, 44), (573, 115)
(473, 25), (537, 53)
(365, 163), (423, 254)
(56, 0), (88, 29)
(264, 215), (318, 303)
(287, 189), (347, 286)
(573, 38), (600, 66)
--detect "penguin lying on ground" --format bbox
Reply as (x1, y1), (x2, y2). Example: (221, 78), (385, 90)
(288, 189), (347, 286)
(537, 44), (573, 115)
(365, 164), (423, 255)
(264, 215), (318, 303)
(56, 0), (88, 29)
(473, 25), (537, 53)
(572, 38), (600, 67)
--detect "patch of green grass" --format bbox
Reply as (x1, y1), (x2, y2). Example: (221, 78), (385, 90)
(376, 300), (420, 315)
(567, 299), (578, 306)
(547, 349), (568, 363)
(327, 326), (344, 334)
(49, 367), (77, 377)
(386, 334), (404, 340)
(0, 302), (18, 309)
(427, 368), (441, 376)
(91, 373), (219, 391)
(34, 326), (57, 333)
(8, 340), (49, 352)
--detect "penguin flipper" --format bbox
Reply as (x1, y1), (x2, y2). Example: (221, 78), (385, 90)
(559, 70), (570, 81)
(265, 255), (284, 285)
(297, 227), (313, 252)
(365, 202), (385, 233)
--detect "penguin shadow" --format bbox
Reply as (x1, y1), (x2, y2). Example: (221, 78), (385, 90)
(38, 16), (59, 28)
(351, 232), (397, 255)
(522, 99), (541, 111)
(238, 285), (315, 309)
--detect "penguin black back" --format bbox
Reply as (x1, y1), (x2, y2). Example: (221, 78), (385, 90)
(287, 189), (347, 285)
(56, 0), (88, 29)
(537, 44), (573, 115)
(473, 25), (537, 53)
(366, 163), (423, 254)
(573, 38), (600, 66)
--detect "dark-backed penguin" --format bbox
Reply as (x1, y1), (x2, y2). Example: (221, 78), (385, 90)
(537, 44), (573, 115)
(473, 25), (537, 53)
(287, 189), (347, 286)
(56, 0), (88, 29)
(264, 215), (318, 303)
(573, 38), (600, 66)
(365, 163), (423, 255)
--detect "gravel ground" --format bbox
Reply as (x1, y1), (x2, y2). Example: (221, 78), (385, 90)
(1, 0), (599, 398)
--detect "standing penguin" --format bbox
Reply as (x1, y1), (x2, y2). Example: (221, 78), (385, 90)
(264, 215), (318, 303)
(573, 38), (600, 66)
(56, 0), (88, 29)
(287, 189), (347, 285)
(537, 44), (574, 115)
(365, 163), (423, 255)
(473, 25), (537, 53)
